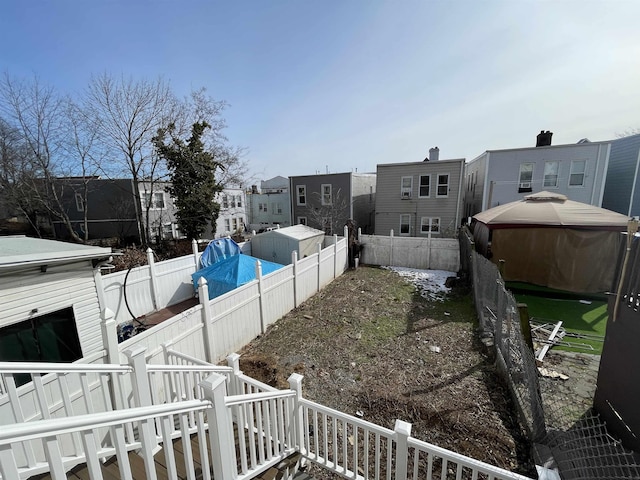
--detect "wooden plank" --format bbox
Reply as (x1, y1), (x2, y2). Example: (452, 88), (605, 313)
(536, 321), (563, 363)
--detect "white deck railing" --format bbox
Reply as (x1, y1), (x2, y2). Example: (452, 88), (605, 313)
(0, 352), (535, 480)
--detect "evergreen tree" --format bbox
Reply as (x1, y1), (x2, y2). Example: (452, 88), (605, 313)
(153, 121), (224, 240)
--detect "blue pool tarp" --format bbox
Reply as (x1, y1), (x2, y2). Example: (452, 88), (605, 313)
(192, 254), (284, 300)
(199, 237), (242, 269)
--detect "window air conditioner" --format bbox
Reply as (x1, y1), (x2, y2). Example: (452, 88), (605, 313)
(519, 182), (531, 189)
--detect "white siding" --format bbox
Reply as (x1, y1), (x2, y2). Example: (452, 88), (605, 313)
(0, 261), (104, 357)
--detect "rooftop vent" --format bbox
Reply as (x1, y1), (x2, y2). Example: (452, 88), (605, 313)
(536, 130), (553, 147)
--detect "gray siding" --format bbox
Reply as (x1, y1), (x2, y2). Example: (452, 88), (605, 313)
(375, 159), (464, 238)
(602, 134), (640, 216)
(290, 172), (375, 234)
(483, 142), (610, 209)
(0, 261), (104, 358)
(463, 153), (488, 217)
(247, 191), (291, 230)
(351, 173), (376, 233)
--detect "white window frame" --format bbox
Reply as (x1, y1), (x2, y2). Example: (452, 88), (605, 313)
(297, 185), (307, 206)
(224, 218), (231, 232)
(231, 217), (237, 231)
(569, 160), (586, 187)
(142, 191), (165, 210)
(259, 202), (267, 212)
(399, 214), (411, 236)
(273, 202), (282, 215)
(75, 193), (84, 212)
(518, 163), (534, 192)
(543, 161), (559, 188)
(321, 184), (333, 206)
(401, 176), (413, 199)
(298, 216), (307, 226)
(222, 195), (229, 209)
(419, 175), (431, 198)
(162, 222), (174, 239)
(436, 174), (449, 198)
(420, 217), (440, 234)
(236, 195), (242, 208)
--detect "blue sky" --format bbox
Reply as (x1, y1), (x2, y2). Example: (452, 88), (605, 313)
(1, 1), (639, 180)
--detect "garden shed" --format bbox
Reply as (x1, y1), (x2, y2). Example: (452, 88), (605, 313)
(472, 191), (630, 293)
(0, 236), (113, 365)
(250, 225), (325, 265)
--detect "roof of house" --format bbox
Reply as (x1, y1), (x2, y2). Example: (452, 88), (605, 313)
(473, 191), (631, 228)
(377, 158), (465, 168)
(0, 236), (112, 269)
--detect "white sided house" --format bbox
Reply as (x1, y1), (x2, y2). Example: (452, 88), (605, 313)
(464, 132), (611, 217)
(0, 236), (112, 365)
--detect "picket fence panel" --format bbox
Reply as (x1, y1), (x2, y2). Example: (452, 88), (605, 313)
(261, 265), (295, 329)
(153, 254), (199, 308)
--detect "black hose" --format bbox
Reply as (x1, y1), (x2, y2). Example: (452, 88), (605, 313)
(123, 265), (146, 327)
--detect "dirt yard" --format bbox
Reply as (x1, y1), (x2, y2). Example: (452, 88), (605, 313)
(238, 265), (536, 477)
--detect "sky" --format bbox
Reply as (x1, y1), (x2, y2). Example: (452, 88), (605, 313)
(1, 0), (639, 181)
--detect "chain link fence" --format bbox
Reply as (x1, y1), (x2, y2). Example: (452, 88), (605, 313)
(459, 226), (640, 479)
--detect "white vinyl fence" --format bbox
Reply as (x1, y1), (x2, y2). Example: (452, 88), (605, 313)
(109, 234), (349, 366)
(359, 230), (460, 272)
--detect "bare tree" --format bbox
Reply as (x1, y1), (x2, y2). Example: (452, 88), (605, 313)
(0, 73), (84, 242)
(85, 73), (176, 244)
(308, 187), (351, 235)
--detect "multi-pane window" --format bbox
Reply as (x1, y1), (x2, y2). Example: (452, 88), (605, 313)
(518, 163), (534, 192)
(222, 195), (229, 208)
(224, 219), (231, 232)
(298, 216), (307, 225)
(436, 174), (449, 197)
(399, 214), (411, 235)
(297, 186), (306, 205)
(142, 192), (165, 209)
(75, 193), (84, 212)
(231, 217), (238, 231)
(420, 217), (440, 234)
(259, 203), (267, 212)
(569, 160), (586, 186)
(401, 177), (413, 198)
(543, 161), (559, 188)
(162, 223), (173, 239)
(272, 202), (283, 214)
(419, 175), (430, 197)
(236, 195), (242, 208)
(321, 184), (332, 205)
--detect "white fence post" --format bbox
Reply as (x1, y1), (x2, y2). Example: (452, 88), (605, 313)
(427, 220), (432, 269)
(102, 308), (124, 410)
(292, 251), (299, 308)
(390, 229), (394, 266)
(227, 353), (241, 395)
(197, 278), (215, 363)
(394, 420), (412, 480)
(256, 261), (266, 334)
(333, 234), (338, 278)
(316, 243), (322, 292)
(288, 373), (305, 455)
(146, 247), (160, 311)
(192, 239), (199, 270)
(124, 346), (158, 458)
(201, 374), (236, 480)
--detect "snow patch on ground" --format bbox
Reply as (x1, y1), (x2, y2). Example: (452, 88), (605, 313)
(383, 266), (456, 301)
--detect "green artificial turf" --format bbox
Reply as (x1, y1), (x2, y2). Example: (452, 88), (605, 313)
(513, 291), (608, 355)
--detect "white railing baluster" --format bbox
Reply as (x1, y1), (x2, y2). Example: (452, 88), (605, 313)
(426, 452), (434, 480)
(375, 433), (381, 480)
(0, 444), (21, 480)
(441, 458), (448, 480)
(236, 403), (249, 473)
(386, 437), (392, 480)
(4, 374), (37, 467)
(247, 394), (257, 468)
(110, 423), (133, 480)
(412, 448), (420, 480)
(43, 436), (66, 480)
(256, 399), (265, 464)
(332, 415), (338, 467)
(81, 429), (103, 480)
(364, 429), (369, 479)
(160, 414), (179, 480)
(353, 424), (358, 477)
(195, 410), (211, 480)
(57, 374), (82, 455)
(323, 412), (328, 465)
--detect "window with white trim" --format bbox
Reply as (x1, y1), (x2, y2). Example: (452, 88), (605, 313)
(298, 216), (307, 226)
(231, 217), (237, 231)
(401, 176), (413, 199)
(162, 223), (173, 239)
(518, 164), (534, 192)
(419, 175), (430, 197)
(399, 214), (411, 235)
(543, 161), (559, 188)
(272, 202), (282, 214)
(222, 195), (229, 208)
(569, 160), (586, 186)
(321, 184), (332, 205)
(259, 202), (267, 212)
(224, 218), (230, 232)
(297, 185), (306, 205)
(142, 191), (165, 209)
(420, 217), (440, 234)
(236, 195), (242, 207)
(75, 193), (84, 212)
(436, 174), (449, 197)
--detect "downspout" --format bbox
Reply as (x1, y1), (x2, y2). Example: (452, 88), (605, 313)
(481, 152), (491, 210)
(628, 146), (640, 217)
(455, 159), (464, 228)
(289, 177), (294, 224)
(590, 144), (602, 206)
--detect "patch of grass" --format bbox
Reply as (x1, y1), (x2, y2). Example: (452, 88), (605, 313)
(515, 293), (607, 354)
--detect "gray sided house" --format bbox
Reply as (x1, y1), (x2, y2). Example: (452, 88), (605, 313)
(375, 157), (465, 238)
(0, 236), (112, 366)
(602, 133), (640, 217)
(464, 137), (611, 217)
(246, 176), (292, 231)
(289, 172), (376, 234)
(53, 178), (139, 243)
